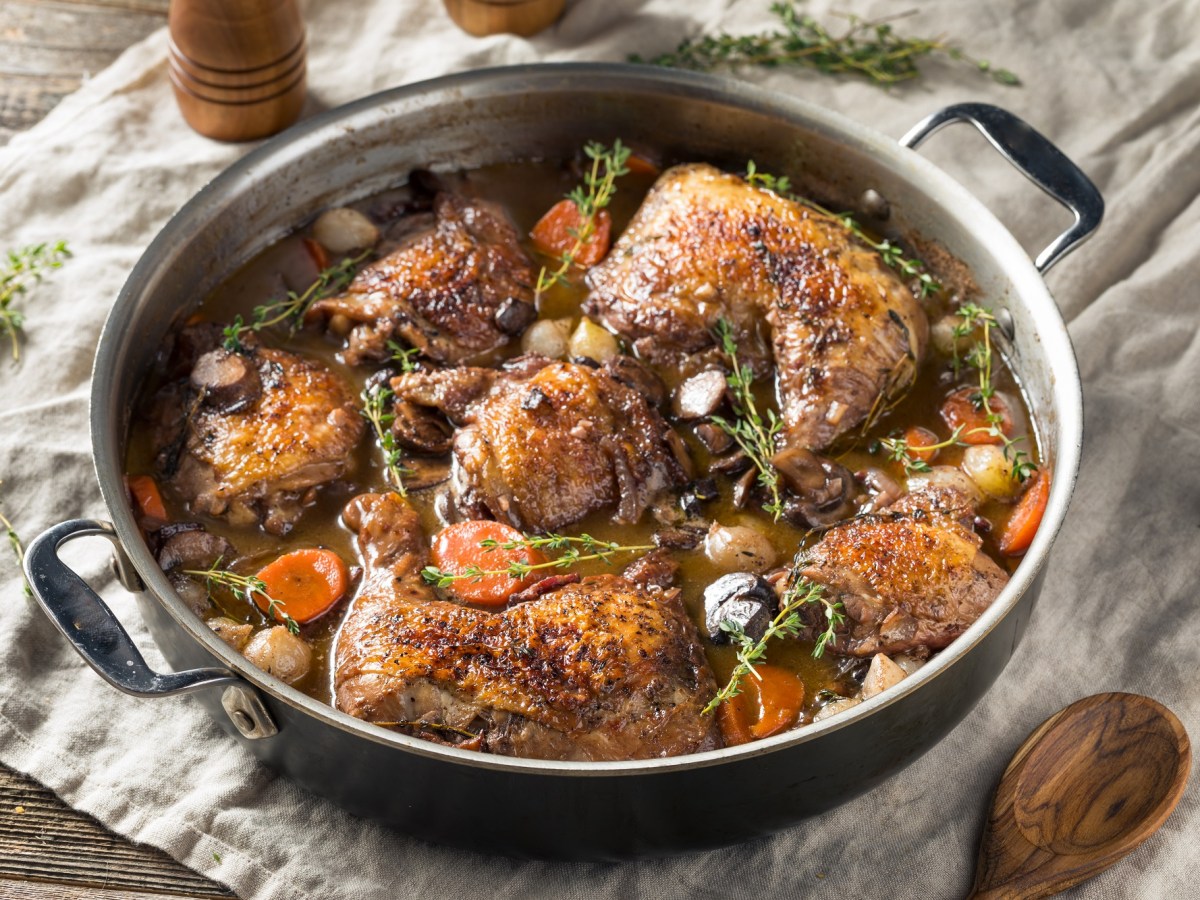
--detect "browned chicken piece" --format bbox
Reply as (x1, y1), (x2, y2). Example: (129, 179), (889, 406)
(389, 355), (690, 532)
(585, 163), (928, 451)
(795, 485), (1008, 656)
(334, 493), (721, 761)
(152, 328), (363, 535)
(308, 192), (537, 366)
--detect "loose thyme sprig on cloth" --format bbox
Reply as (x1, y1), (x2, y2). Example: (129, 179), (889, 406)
(703, 574), (844, 715)
(534, 139), (631, 298)
(183, 559), (300, 635)
(0, 240), (71, 362)
(634, 1), (1019, 88)
(745, 161), (940, 298)
(361, 383), (411, 496)
(0, 482), (31, 598)
(222, 249), (370, 351)
(709, 318), (786, 520)
(421, 533), (654, 587)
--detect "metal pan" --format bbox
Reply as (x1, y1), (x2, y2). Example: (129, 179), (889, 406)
(23, 64), (1101, 859)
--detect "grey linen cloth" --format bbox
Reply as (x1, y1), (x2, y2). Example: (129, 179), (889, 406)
(1, 0), (1197, 897)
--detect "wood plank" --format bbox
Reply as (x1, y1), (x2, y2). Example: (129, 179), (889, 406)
(0, 0), (166, 142)
(0, 766), (234, 898)
(0, 878), (216, 900)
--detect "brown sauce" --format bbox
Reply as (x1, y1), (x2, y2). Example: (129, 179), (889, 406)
(125, 157), (1040, 730)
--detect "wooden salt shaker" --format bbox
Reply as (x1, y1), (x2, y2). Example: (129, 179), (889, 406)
(168, 0), (307, 142)
(444, 0), (565, 37)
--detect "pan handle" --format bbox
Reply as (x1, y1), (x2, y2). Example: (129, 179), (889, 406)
(900, 102), (1104, 274)
(24, 518), (241, 697)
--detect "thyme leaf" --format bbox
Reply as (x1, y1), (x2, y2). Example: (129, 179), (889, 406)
(386, 340), (420, 373)
(633, 2), (1019, 88)
(183, 559), (300, 635)
(222, 249), (370, 352)
(361, 383), (411, 496)
(703, 574), (844, 716)
(0, 240), (71, 362)
(710, 318), (785, 520)
(420, 533), (654, 588)
(534, 139), (631, 299)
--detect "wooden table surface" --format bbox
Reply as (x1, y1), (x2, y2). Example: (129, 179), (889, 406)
(1, 4), (236, 897)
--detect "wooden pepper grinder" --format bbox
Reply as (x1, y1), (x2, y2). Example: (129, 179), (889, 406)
(444, 0), (565, 37)
(168, 0), (307, 142)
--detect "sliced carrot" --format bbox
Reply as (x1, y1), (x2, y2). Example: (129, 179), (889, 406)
(717, 664), (806, 746)
(625, 153), (661, 176)
(430, 520), (548, 606)
(999, 471), (1050, 557)
(940, 386), (1014, 445)
(903, 425), (941, 463)
(748, 665), (806, 739)
(530, 199), (613, 269)
(126, 475), (168, 522)
(303, 237), (330, 271)
(717, 693), (753, 747)
(254, 548), (349, 624)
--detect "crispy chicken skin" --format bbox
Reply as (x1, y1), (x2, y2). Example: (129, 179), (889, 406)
(309, 193), (536, 366)
(389, 355), (689, 532)
(585, 163), (928, 451)
(333, 493), (722, 760)
(797, 486), (1008, 656)
(152, 329), (363, 535)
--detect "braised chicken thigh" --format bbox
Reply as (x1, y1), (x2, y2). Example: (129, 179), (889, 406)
(586, 163), (928, 451)
(309, 192), (536, 366)
(796, 485), (1009, 657)
(151, 327), (363, 535)
(389, 355), (690, 532)
(334, 493), (721, 760)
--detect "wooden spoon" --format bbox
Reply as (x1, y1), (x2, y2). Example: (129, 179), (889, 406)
(969, 692), (1191, 899)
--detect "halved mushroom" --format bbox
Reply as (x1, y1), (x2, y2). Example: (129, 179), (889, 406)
(190, 348), (262, 414)
(672, 369), (727, 420)
(703, 572), (778, 642)
(156, 524), (233, 572)
(772, 447), (857, 526)
(391, 399), (454, 454)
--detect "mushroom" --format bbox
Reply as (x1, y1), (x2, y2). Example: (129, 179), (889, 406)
(672, 369), (727, 419)
(856, 467), (903, 513)
(703, 572), (778, 643)
(494, 296), (537, 336)
(772, 446), (857, 526)
(694, 422), (733, 455)
(605, 355), (667, 407)
(156, 524), (233, 572)
(190, 348), (262, 414)
(862, 653), (907, 700)
(391, 399), (454, 454)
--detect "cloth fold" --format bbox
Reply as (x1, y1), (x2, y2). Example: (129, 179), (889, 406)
(1, 1), (1196, 897)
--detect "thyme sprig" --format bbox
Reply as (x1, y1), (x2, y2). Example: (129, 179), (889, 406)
(183, 559), (300, 635)
(420, 533), (654, 588)
(386, 340), (420, 374)
(745, 161), (940, 297)
(222, 250), (370, 352)
(0, 241), (71, 362)
(953, 303), (1036, 482)
(703, 574), (844, 715)
(0, 482), (31, 598)
(634, 2), (1019, 88)
(534, 139), (631, 298)
(361, 383), (410, 496)
(709, 318), (785, 520)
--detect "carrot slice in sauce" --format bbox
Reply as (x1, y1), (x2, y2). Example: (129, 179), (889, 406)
(940, 386), (1015, 445)
(429, 520), (548, 607)
(254, 548), (349, 624)
(999, 471), (1050, 557)
(624, 153), (661, 176)
(530, 199), (612, 269)
(126, 475), (168, 522)
(717, 664), (806, 745)
(903, 425), (941, 463)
